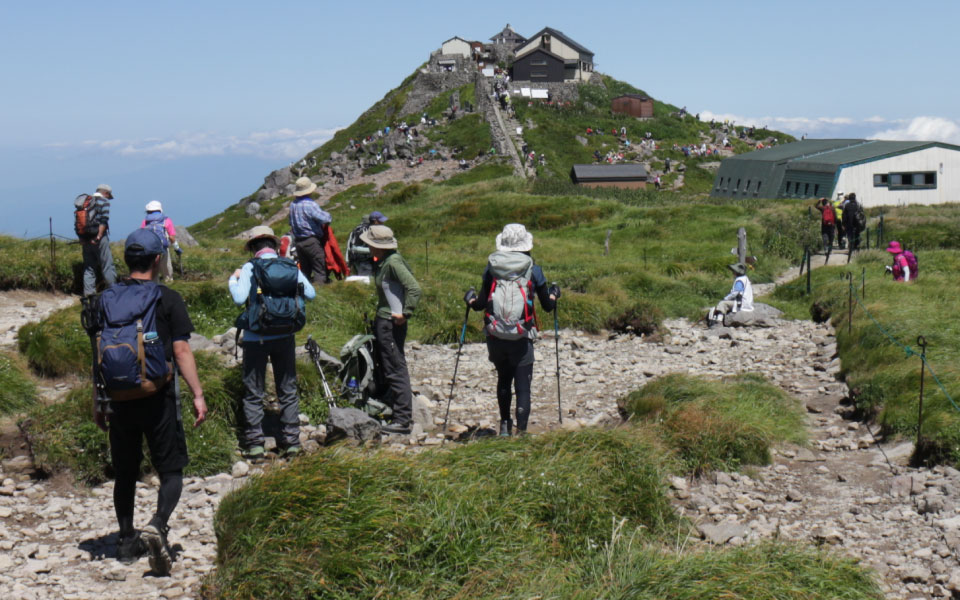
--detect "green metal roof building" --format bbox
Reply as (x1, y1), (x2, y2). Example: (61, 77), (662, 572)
(711, 139), (960, 207)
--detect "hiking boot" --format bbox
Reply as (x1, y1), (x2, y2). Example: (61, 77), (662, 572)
(499, 419), (513, 437)
(142, 523), (173, 576)
(116, 532), (146, 564)
(382, 422), (412, 435)
(282, 445), (302, 459)
(241, 445), (265, 459)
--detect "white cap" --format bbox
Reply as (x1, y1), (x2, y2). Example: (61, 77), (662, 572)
(96, 183), (112, 194)
(145, 201), (162, 212)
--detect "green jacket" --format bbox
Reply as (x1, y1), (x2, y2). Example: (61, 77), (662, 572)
(374, 251), (421, 319)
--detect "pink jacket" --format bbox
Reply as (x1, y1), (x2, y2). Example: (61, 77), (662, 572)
(141, 216), (176, 239)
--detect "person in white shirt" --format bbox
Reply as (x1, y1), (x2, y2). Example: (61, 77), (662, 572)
(707, 263), (753, 326)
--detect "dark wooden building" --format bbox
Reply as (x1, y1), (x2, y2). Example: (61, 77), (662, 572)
(611, 94), (654, 118)
(571, 164), (648, 189)
(511, 48), (565, 82)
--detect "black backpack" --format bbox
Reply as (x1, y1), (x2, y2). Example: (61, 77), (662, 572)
(235, 257), (306, 336)
(850, 200), (867, 231)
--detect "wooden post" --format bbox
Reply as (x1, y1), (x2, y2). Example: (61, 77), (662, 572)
(48, 217), (55, 290)
(806, 250), (812, 295)
(737, 227), (747, 264)
(603, 229), (612, 256)
(847, 272), (853, 335)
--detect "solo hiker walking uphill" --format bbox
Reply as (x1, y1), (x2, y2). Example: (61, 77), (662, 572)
(90, 228), (207, 576)
(76, 183), (117, 296)
(140, 201), (180, 282)
(230, 226), (316, 459)
(468, 224), (557, 436)
(363, 225), (421, 435)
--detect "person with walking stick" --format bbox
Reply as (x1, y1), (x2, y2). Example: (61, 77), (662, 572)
(467, 224), (558, 436)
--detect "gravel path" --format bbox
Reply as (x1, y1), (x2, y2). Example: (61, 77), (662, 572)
(1, 287), (956, 598)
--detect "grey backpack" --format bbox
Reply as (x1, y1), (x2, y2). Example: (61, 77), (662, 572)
(484, 251), (537, 340)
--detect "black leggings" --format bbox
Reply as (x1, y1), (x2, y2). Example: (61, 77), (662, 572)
(115, 470), (183, 535)
(494, 361), (533, 430)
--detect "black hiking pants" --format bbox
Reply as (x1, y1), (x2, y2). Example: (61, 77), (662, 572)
(820, 223), (835, 254)
(374, 317), (412, 425)
(295, 235), (327, 285)
(487, 337), (534, 431)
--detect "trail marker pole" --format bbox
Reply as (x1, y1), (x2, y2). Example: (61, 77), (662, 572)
(866, 228), (871, 250)
(917, 336), (928, 454)
(800, 246), (807, 277)
(553, 290), (562, 424)
(806, 249), (812, 295)
(847, 272), (853, 335)
(425, 240), (429, 277)
(862, 267), (866, 302)
(48, 217), (55, 290)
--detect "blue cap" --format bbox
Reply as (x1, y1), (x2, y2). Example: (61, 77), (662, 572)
(125, 228), (164, 256)
(369, 211), (388, 223)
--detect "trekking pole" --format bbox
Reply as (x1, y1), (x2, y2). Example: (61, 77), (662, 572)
(306, 336), (336, 408)
(442, 288), (474, 443)
(916, 336), (928, 459)
(175, 248), (184, 277)
(552, 282), (563, 424)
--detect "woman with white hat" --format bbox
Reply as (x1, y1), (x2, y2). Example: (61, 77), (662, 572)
(140, 201), (179, 282)
(467, 224), (559, 436)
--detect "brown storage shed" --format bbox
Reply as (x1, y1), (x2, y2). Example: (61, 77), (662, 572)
(611, 94), (654, 118)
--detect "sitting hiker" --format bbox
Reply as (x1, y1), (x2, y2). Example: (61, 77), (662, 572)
(467, 224), (557, 436)
(361, 225), (421, 434)
(140, 201), (180, 282)
(93, 228), (207, 575)
(707, 263), (753, 326)
(885, 240), (917, 282)
(346, 211), (387, 277)
(229, 226), (316, 459)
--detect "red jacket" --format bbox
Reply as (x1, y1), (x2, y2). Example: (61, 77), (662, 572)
(323, 224), (349, 279)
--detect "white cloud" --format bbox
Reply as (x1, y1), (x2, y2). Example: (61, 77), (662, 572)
(870, 116), (960, 144)
(698, 111), (864, 134)
(48, 128), (340, 160)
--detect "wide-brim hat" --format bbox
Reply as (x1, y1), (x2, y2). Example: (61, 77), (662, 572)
(145, 200), (162, 212)
(245, 225), (280, 251)
(495, 223), (533, 252)
(727, 262), (747, 276)
(293, 176), (317, 197)
(360, 225), (398, 249)
(886, 240), (903, 254)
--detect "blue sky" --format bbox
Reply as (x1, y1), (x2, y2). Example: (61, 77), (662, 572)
(2, 0), (957, 236)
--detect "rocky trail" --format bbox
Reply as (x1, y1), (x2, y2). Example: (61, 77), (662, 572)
(1, 280), (957, 598)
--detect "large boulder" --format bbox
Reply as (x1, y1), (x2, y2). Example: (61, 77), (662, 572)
(264, 166), (293, 191)
(724, 303), (783, 328)
(413, 395), (435, 432)
(174, 225), (199, 248)
(244, 201), (261, 217)
(325, 407), (381, 444)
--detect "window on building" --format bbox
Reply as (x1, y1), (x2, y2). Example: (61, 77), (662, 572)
(874, 173), (889, 187)
(888, 172), (937, 189)
(756, 181), (762, 192)
(804, 183), (810, 196)
(530, 59), (547, 66)
(531, 72), (548, 78)
(814, 184), (820, 196)
(745, 179), (751, 193)
(735, 178), (741, 191)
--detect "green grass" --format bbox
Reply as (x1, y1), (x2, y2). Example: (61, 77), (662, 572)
(206, 416), (875, 599)
(619, 373), (807, 474)
(18, 305), (90, 377)
(425, 113), (492, 160)
(0, 235), (102, 294)
(0, 352), (36, 415)
(771, 248), (960, 465)
(361, 163), (391, 176)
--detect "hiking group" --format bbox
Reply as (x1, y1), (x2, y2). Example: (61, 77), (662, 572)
(814, 192), (867, 259)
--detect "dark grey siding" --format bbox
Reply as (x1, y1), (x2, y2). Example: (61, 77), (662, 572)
(712, 160), (785, 199)
(511, 49), (564, 82)
(779, 169), (836, 199)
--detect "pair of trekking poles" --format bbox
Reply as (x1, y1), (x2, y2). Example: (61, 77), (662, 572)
(441, 284), (563, 440)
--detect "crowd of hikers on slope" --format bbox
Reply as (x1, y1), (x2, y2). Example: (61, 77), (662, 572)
(71, 171), (921, 576)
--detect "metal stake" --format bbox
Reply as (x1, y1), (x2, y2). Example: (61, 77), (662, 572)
(847, 272), (853, 335)
(861, 267), (866, 302)
(917, 336), (928, 455)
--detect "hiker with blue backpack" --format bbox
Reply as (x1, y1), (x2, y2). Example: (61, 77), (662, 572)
(467, 224), (558, 436)
(88, 228), (207, 576)
(141, 201), (180, 282)
(230, 225), (315, 459)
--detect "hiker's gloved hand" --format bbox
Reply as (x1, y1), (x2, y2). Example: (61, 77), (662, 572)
(885, 265), (893, 274)
(464, 288), (477, 306)
(548, 284), (561, 300)
(174, 242), (182, 255)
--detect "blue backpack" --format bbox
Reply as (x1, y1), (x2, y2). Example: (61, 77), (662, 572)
(235, 257), (306, 336)
(143, 213), (169, 249)
(97, 281), (172, 401)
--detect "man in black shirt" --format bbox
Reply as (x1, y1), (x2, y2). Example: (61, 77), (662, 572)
(94, 228), (207, 576)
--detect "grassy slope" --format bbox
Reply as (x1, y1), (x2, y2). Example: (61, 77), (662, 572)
(206, 375), (874, 600)
(0, 352), (36, 416)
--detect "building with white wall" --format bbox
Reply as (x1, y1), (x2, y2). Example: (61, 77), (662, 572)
(711, 139), (960, 207)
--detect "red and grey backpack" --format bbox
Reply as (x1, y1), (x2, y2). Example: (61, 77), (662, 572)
(484, 251), (538, 340)
(74, 194), (100, 238)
